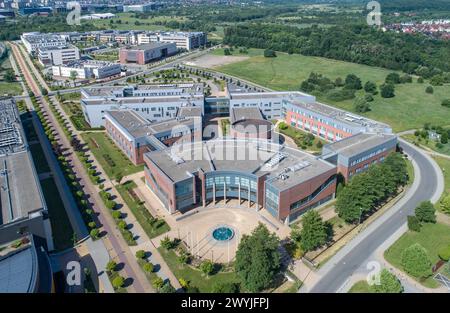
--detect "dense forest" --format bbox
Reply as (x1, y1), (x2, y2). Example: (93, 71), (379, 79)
(223, 23), (450, 75)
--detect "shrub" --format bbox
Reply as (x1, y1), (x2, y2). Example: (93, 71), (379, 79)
(370, 269), (403, 293)
(263, 49), (276, 58)
(88, 221), (97, 229)
(159, 282), (176, 293)
(160, 236), (174, 250)
(112, 276), (125, 289)
(178, 252), (190, 264)
(407, 216), (421, 232)
(438, 245), (450, 261)
(135, 250), (146, 259)
(442, 99), (450, 108)
(425, 86), (434, 94)
(401, 243), (432, 279)
(380, 83), (395, 98)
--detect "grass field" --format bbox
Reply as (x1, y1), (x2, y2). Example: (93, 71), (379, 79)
(434, 157), (450, 209)
(116, 180), (170, 239)
(0, 82), (22, 96)
(40, 177), (74, 251)
(158, 247), (240, 293)
(81, 132), (143, 178)
(384, 223), (450, 288)
(348, 280), (372, 293)
(214, 49), (450, 132)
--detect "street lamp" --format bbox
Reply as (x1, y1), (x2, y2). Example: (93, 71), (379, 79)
(359, 207), (364, 225)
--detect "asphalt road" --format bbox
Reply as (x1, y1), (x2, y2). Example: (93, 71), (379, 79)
(309, 141), (440, 292)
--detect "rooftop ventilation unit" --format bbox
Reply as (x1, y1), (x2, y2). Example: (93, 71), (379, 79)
(169, 152), (185, 164)
(266, 152), (287, 168)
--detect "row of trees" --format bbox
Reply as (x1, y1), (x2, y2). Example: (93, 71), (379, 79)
(336, 152), (408, 223)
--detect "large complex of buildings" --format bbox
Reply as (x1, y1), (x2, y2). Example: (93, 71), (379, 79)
(90, 84), (397, 224)
(52, 60), (121, 80)
(119, 42), (177, 64)
(21, 32), (66, 54)
(80, 83), (205, 127)
(22, 30), (207, 53)
(37, 45), (80, 66)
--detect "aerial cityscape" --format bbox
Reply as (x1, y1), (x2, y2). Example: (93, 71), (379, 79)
(0, 0), (449, 304)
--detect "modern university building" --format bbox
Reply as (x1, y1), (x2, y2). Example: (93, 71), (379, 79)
(81, 84), (398, 224)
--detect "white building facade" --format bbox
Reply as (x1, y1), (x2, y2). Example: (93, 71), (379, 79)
(38, 45), (80, 66)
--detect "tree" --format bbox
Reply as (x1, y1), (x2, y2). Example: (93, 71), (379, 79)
(401, 243), (432, 279)
(143, 262), (154, 273)
(152, 277), (164, 289)
(441, 132), (448, 144)
(415, 201), (436, 223)
(370, 269), (403, 293)
(199, 260), (214, 277)
(106, 260), (117, 272)
(380, 83), (395, 98)
(70, 70), (78, 82)
(112, 276), (125, 289)
(3, 69), (15, 82)
(385, 72), (400, 84)
(354, 96), (371, 113)
(442, 99), (450, 108)
(344, 74), (362, 90)
(115, 172), (123, 184)
(90, 228), (100, 240)
(112, 210), (121, 219)
(135, 250), (146, 259)
(263, 49), (276, 58)
(159, 282), (176, 293)
(407, 215), (421, 232)
(160, 236), (174, 250)
(299, 210), (328, 252)
(212, 282), (240, 293)
(425, 86), (434, 94)
(235, 223), (280, 292)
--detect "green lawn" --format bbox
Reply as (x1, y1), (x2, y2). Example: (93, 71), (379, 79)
(40, 177), (74, 251)
(434, 157), (450, 209)
(384, 223), (450, 288)
(158, 247), (240, 293)
(348, 280), (372, 293)
(116, 180), (170, 239)
(214, 50), (450, 132)
(81, 132), (143, 178)
(0, 81), (22, 96)
(29, 143), (51, 174)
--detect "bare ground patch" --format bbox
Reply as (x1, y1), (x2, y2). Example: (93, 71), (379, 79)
(184, 54), (249, 68)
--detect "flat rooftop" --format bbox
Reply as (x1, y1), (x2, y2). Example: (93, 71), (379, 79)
(230, 107), (263, 124)
(0, 99), (25, 156)
(322, 132), (398, 158)
(81, 83), (204, 98)
(124, 42), (175, 51)
(61, 59), (117, 69)
(177, 106), (202, 118)
(106, 109), (198, 139)
(145, 139), (335, 190)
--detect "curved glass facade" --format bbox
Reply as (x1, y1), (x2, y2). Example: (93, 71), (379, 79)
(205, 171), (258, 202)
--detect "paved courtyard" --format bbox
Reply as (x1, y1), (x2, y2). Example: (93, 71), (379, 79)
(155, 200), (291, 263)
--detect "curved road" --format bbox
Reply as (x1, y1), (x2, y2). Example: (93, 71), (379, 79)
(307, 140), (444, 293)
